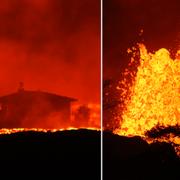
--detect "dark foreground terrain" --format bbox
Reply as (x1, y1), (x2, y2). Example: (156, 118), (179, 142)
(0, 129), (179, 179)
(104, 131), (180, 180)
(0, 129), (100, 179)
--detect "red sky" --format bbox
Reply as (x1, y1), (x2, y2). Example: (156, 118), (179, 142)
(0, 0), (100, 104)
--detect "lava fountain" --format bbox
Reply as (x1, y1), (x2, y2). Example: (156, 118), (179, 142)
(115, 44), (180, 155)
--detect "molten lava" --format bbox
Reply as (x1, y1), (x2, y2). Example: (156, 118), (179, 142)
(0, 127), (100, 135)
(115, 44), (180, 155)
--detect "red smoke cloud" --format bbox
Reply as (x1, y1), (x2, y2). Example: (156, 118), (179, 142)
(0, 0), (100, 104)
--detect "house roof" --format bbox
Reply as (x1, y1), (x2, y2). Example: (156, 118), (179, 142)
(0, 90), (77, 103)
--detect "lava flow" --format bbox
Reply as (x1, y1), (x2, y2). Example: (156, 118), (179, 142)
(0, 127), (100, 135)
(115, 44), (180, 155)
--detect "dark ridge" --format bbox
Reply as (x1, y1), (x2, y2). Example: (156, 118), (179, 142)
(0, 129), (100, 179)
(145, 125), (180, 138)
(103, 131), (180, 180)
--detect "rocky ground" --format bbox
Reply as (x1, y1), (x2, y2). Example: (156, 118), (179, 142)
(103, 131), (180, 180)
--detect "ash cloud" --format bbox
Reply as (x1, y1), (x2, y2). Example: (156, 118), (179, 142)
(0, 0), (100, 104)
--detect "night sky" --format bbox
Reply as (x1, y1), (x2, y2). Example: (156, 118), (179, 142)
(0, 0), (100, 104)
(104, 0), (180, 79)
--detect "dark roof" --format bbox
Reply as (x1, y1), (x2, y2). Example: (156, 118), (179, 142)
(0, 90), (77, 102)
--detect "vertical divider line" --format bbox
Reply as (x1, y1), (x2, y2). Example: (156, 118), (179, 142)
(100, 0), (103, 179)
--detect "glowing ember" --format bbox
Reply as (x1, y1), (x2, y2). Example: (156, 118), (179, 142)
(115, 44), (180, 155)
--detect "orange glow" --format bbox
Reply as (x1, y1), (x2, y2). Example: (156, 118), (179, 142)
(0, 102), (100, 134)
(0, 127), (100, 135)
(115, 44), (180, 155)
(71, 103), (100, 129)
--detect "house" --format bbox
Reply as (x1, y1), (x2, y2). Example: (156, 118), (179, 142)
(0, 89), (77, 128)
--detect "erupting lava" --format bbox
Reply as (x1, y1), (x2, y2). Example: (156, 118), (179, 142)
(115, 44), (180, 155)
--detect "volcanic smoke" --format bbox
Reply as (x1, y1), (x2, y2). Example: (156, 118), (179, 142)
(0, 0), (100, 130)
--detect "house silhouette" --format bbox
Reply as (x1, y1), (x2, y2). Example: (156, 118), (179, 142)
(0, 89), (77, 128)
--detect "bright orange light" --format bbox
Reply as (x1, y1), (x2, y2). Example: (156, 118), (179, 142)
(115, 44), (180, 155)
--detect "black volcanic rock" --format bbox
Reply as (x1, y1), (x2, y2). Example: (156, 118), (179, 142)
(0, 129), (100, 179)
(0, 129), (179, 179)
(145, 125), (180, 138)
(103, 131), (180, 180)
